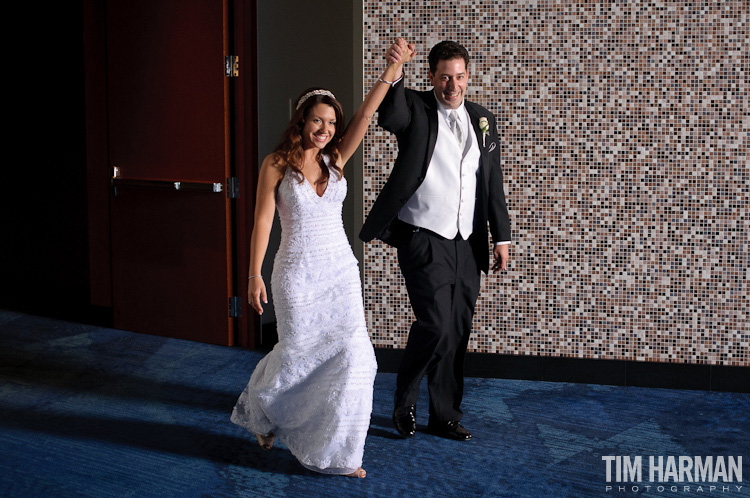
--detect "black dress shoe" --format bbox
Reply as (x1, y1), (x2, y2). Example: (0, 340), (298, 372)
(393, 405), (416, 437)
(426, 420), (472, 441)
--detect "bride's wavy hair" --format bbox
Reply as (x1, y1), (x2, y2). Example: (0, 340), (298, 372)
(273, 87), (345, 183)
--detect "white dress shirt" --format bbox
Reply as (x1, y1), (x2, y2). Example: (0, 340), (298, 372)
(398, 96), (480, 240)
(390, 78), (510, 246)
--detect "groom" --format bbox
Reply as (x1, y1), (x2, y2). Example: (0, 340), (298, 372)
(360, 39), (512, 441)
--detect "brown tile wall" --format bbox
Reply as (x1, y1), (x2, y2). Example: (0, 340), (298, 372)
(362, 1), (748, 366)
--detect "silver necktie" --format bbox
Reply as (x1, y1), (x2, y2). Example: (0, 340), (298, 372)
(449, 111), (463, 145)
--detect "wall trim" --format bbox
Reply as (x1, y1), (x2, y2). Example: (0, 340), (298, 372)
(374, 347), (750, 393)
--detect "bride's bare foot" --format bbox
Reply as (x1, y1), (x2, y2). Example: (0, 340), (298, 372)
(346, 467), (366, 478)
(255, 433), (275, 450)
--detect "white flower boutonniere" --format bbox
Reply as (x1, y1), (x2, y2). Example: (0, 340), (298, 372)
(479, 117), (490, 147)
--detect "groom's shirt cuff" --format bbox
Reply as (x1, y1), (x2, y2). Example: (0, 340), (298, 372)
(495, 241), (510, 245)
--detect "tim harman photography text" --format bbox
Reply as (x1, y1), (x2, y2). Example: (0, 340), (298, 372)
(603, 456), (743, 494)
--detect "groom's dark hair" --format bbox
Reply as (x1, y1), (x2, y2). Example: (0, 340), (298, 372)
(428, 41), (470, 73)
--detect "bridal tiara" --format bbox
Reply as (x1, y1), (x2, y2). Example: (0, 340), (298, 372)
(296, 89), (336, 110)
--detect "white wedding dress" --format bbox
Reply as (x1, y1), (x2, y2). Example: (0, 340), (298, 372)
(231, 163), (377, 475)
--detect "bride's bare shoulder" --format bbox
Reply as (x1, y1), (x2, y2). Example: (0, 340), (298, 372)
(260, 153), (286, 181)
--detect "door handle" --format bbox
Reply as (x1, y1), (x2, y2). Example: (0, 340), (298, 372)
(111, 165), (223, 196)
(112, 177), (224, 194)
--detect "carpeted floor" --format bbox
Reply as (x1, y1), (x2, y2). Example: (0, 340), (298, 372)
(0, 310), (748, 498)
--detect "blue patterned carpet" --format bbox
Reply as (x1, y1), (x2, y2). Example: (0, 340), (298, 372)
(0, 310), (748, 498)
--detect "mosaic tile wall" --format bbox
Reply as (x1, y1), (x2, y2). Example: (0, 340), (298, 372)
(361, 1), (749, 366)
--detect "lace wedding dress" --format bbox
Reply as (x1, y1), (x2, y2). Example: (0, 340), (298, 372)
(231, 164), (377, 475)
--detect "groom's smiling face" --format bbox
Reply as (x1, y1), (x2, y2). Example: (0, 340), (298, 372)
(429, 57), (469, 109)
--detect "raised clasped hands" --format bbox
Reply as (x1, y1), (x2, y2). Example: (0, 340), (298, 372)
(386, 37), (416, 67)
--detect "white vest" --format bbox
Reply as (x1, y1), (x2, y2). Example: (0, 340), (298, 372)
(398, 102), (480, 240)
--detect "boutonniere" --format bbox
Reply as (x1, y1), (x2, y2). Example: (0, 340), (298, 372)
(479, 117), (490, 146)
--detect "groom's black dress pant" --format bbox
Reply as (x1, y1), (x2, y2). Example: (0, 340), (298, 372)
(395, 224), (481, 424)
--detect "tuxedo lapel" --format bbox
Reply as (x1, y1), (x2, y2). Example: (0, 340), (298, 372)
(423, 91), (439, 175)
(466, 103), (490, 192)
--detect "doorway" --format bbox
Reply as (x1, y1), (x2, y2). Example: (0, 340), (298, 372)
(85, 0), (258, 346)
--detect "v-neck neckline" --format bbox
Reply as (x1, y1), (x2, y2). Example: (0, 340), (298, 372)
(305, 176), (328, 198)
(300, 154), (331, 198)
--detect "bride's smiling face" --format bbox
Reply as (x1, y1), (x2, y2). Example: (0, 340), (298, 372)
(301, 103), (337, 149)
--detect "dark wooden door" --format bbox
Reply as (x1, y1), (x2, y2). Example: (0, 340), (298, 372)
(106, 0), (235, 345)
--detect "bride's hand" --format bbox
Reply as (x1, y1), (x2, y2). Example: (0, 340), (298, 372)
(399, 41), (416, 64)
(386, 38), (416, 66)
(248, 277), (267, 315)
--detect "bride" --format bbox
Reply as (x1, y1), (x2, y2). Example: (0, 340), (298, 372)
(231, 40), (415, 478)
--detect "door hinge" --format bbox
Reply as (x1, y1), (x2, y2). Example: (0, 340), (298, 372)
(229, 296), (241, 318)
(225, 55), (239, 77)
(227, 177), (240, 199)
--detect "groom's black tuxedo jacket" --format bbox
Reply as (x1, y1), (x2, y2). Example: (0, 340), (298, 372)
(359, 77), (511, 274)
